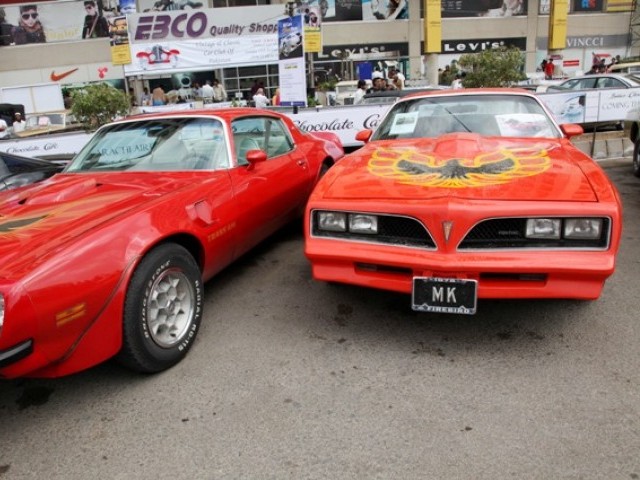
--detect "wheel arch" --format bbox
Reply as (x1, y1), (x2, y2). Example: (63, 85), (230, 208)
(142, 232), (205, 274)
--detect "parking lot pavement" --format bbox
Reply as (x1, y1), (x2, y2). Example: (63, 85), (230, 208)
(572, 130), (633, 161)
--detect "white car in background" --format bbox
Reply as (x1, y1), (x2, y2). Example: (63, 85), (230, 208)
(545, 73), (640, 92)
(279, 31), (302, 57)
(334, 80), (373, 105)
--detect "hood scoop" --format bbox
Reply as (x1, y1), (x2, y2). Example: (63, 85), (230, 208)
(21, 177), (100, 206)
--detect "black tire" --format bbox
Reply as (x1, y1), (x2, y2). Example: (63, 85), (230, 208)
(116, 243), (203, 373)
(634, 138), (640, 178)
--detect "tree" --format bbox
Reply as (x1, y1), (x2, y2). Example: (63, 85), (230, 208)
(71, 83), (130, 130)
(457, 46), (527, 88)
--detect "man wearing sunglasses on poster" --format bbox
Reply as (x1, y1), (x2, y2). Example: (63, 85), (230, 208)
(12, 4), (46, 45)
(82, 1), (109, 39)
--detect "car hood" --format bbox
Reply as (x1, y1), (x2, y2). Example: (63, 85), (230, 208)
(0, 173), (209, 275)
(322, 135), (598, 202)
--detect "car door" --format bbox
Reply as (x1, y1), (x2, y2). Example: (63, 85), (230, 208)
(228, 115), (313, 256)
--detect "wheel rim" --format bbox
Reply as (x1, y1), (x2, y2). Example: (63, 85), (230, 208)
(635, 148), (640, 173)
(146, 268), (195, 348)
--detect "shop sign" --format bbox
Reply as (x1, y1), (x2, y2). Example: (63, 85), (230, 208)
(438, 37), (526, 54)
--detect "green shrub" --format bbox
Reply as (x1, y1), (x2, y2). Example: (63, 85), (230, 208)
(71, 83), (130, 130)
(458, 46), (527, 88)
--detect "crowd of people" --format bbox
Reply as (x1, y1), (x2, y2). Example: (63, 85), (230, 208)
(586, 54), (623, 74)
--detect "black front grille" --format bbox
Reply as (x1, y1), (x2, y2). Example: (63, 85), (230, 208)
(459, 218), (610, 249)
(312, 212), (436, 248)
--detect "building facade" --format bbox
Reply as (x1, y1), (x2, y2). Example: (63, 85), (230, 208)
(0, 0), (636, 101)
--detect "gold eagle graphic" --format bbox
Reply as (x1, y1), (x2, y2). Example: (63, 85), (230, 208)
(368, 146), (552, 188)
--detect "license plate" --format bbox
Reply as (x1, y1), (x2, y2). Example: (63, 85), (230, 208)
(412, 277), (477, 315)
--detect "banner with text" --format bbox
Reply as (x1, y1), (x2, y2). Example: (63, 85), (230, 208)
(278, 15), (307, 107)
(124, 36), (279, 76)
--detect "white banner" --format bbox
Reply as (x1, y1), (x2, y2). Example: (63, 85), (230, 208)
(124, 37), (278, 76)
(0, 132), (93, 159)
(539, 87), (640, 124)
(278, 15), (307, 107)
(287, 105), (390, 147)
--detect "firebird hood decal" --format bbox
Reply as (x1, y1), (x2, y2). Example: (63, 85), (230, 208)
(322, 138), (599, 202)
(368, 146), (551, 188)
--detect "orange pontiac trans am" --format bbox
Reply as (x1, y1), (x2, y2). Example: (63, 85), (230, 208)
(304, 89), (622, 314)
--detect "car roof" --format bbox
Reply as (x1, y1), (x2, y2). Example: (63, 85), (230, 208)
(395, 87), (538, 101)
(561, 73), (640, 83)
(363, 87), (444, 98)
(116, 108), (290, 125)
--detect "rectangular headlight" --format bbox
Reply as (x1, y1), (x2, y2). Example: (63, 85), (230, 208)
(564, 218), (602, 239)
(349, 214), (378, 234)
(526, 218), (561, 239)
(317, 211), (347, 232)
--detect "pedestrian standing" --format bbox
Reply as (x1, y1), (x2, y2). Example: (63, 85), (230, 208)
(544, 59), (555, 80)
(252, 88), (269, 108)
(12, 112), (26, 133)
(212, 79), (226, 102)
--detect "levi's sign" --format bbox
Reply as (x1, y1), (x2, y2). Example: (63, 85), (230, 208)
(440, 37), (527, 53)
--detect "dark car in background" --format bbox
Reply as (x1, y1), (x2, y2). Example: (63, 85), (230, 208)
(0, 151), (64, 191)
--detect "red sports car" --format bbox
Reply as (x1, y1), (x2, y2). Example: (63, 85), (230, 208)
(304, 89), (622, 314)
(0, 108), (343, 378)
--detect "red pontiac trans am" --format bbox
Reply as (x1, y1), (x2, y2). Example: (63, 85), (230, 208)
(0, 108), (343, 378)
(304, 89), (622, 314)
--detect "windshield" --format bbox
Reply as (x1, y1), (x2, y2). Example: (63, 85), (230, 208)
(66, 117), (230, 172)
(371, 94), (562, 140)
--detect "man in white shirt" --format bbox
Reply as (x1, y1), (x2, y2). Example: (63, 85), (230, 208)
(253, 88), (270, 108)
(353, 80), (367, 105)
(390, 67), (405, 90)
(201, 80), (215, 102)
(12, 112), (26, 133)
(451, 73), (463, 89)
(212, 79), (226, 102)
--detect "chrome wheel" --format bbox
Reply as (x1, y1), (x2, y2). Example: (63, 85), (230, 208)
(147, 268), (195, 348)
(117, 243), (203, 373)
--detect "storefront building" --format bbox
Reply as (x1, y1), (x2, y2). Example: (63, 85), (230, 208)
(0, 0), (636, 100)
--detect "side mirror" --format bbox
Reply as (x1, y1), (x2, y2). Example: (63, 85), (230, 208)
(355, 129), (373, 143)
(560, 123), (584, 138)
(246, 149), (267, 166)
